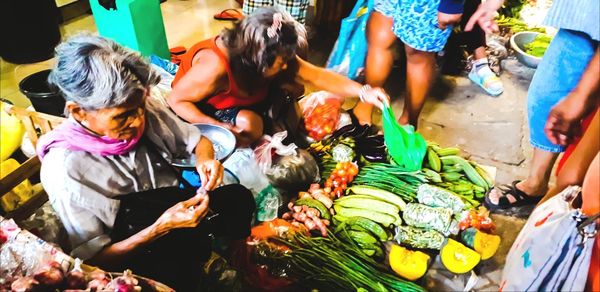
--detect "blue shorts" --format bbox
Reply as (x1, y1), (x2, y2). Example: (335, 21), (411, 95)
(374, 0), (453, 52)
(527, 29), (598, 152)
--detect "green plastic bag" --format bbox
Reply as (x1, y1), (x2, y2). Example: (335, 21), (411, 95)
(382, 105), (426, 171)
(89, 0), (170, 59)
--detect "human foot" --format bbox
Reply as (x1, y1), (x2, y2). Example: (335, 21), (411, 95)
(468, 58), (503, 96)
(484, 180), (544, 210)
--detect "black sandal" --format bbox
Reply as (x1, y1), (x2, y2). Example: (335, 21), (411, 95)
(484, 180), (543, 211)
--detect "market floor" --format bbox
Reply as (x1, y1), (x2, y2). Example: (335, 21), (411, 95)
(1, 0), (538, 290)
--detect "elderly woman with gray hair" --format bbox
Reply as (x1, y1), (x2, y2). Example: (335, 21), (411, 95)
(169, 7), (390, 147)
(36, 34), (255, 290)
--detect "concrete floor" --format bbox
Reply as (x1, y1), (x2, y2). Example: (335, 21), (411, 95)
(1, 1), (541, 289)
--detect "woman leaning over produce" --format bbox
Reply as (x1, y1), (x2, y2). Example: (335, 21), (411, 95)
(168, 7), (389, 147)
(37, 34), (255, 290)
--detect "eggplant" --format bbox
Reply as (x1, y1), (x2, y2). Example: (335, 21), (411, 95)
(363, 153), (388, 162)
(352, 124), (370, 138)
(332, 124), (355, 138)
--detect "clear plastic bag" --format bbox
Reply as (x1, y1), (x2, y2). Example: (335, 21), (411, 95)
(222, 149), (281, 222)
(254, 132), (319, 191)
(300, 91), (342, 141)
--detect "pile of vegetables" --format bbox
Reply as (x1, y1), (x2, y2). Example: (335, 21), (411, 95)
(8, 260), (141, 292)
(331, 185), (406, 259)
(524, 33), (553, 57)
(324, 162), (359, 198)
(282, 184), (334, 236)
(269, 231), (425, 292)
(496, 15), (546, 33)
(353, 163), (427, 202)
(422, 143), (494, 208)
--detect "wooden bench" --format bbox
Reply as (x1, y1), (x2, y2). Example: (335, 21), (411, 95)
(0, 105), (65, 221)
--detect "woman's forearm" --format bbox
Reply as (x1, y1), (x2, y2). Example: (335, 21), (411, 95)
(169, 100), (221, 125)
(296, 57), (362, 102)
(86, 222), (168, 269)
(195, 136), (215, 162)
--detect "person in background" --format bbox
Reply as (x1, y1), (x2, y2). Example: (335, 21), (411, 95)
(352, 0), (505, 126)
(485, 0), (599, 210)
(37, 34), (255, 290)
(243, 0), (310, 24)
(169, 7), (388, 147)
(445, 0), (503, 96)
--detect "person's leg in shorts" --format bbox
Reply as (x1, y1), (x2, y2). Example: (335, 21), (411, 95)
(395, 0), (453, 127)
(199, 103), (264, 147)
(353, 0), (398, 125)
(486, 29), (598, 209)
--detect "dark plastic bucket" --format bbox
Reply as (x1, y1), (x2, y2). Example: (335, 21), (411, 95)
(19, 70), (66, 117)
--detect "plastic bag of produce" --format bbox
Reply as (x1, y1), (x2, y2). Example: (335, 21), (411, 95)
(417, 184), (465, 214)
(222, 149), (281, 222)
(300, 91), (342, 141)
(394, 225), (447, 250)
(402, 203), (453, 235)
(254, 131), (320, 191)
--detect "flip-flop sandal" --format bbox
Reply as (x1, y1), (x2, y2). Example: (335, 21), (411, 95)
(484, 180), (543, 211)
(213, 9), (243, 21)
(469, 68), (503, 96)
(169, 46), (186, 65)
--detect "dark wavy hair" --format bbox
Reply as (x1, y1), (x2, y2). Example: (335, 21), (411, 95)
(220, 7), (307, 94)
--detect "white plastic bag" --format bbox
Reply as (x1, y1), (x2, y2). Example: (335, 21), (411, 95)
(222, 149), (281, 222)
(223, 149), (269, 193)
(254, 131), (319, 190)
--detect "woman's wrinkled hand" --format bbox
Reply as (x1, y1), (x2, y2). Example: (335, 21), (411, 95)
(360, 86), (390, 109)
(196, 159), (224, 191)
(155, 192), (210, 232)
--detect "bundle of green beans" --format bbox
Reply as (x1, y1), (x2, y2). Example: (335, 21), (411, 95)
(271, 231), (425, 292)
(352, 163), (428, 202)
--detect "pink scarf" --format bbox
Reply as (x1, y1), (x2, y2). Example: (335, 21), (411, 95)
(36, 119), (144, 160)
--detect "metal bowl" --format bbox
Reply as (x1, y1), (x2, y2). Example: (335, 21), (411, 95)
(171, 123), (236, 167)
(510, 31), (543, 68)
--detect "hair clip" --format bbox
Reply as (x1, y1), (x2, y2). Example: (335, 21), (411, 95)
(267, 13), (283, 39)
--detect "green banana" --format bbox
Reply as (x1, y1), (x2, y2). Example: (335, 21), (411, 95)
(435, 147), (461, 156)
(427, 147), (442, 172)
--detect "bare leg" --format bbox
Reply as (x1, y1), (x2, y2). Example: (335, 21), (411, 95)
(353, 11), (396, 125)
(488, 148), (559, 205)
(400, 45), (436, 127)
(234, 110), (264, 147)
(540, 110), (599, 203)
(473, 46), (487, 60)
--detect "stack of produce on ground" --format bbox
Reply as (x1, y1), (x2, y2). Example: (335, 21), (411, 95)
(422, 142), (494, 207)
(282, 184), (334, 236)
(268, 231), (425, 292)
(324, 162), (359, 198)
(7, 259), (142, 292)
(330, 185), (405, 259)
(352, 163), (427, 202)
